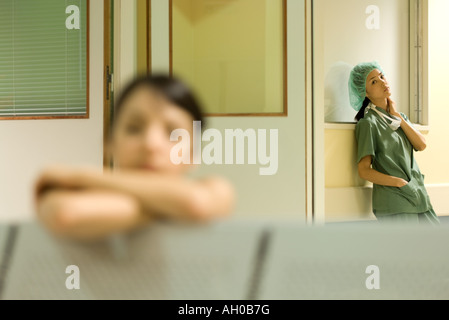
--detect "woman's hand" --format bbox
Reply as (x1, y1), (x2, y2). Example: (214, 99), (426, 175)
(387, 98), (402, 119)
(396, 178), (408, 188)
(386, 98), (427, 152)
(358, 156), (410, 188)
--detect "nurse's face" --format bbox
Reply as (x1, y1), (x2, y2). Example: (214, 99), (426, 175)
(365, 69), (391, 101)
(109, 87), (195, 175)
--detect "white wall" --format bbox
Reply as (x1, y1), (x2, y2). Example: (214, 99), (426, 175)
(0, 1), (104, 223)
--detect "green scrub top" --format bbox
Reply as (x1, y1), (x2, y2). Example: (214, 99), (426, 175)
(355, 107), (432, 216)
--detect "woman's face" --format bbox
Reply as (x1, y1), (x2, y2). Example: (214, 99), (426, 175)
(365, 69), (391, 101)
(109, 87), (195, 175)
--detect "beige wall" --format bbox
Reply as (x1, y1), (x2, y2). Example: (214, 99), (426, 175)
(0, 1), (104, 223)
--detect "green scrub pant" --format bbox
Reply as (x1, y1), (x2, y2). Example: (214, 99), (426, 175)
(375, 208), (440, 226)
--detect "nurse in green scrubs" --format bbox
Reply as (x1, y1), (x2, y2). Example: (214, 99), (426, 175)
(349, 62), (440, 225)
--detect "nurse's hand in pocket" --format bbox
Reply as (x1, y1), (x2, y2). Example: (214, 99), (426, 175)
(396, 178), (408, 188)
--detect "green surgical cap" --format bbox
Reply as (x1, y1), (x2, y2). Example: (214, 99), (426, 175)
(348, 61), (384, 111)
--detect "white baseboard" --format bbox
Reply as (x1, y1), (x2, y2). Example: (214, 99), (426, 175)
(325, 184), (449, 223)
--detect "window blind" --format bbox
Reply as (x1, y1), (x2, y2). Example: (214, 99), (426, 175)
(0, 0), (88, 118)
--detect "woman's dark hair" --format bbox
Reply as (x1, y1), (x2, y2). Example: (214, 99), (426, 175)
(355, 97), (371, 122)
(113, 74), (205, 128)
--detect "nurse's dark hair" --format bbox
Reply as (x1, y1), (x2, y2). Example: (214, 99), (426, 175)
(355, 97), (371, 122)
(112, 74), (205, 128)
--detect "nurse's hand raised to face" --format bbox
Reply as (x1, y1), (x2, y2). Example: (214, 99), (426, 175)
(387, 98), (401, 118)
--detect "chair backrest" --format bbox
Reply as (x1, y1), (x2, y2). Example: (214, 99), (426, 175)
(2, 221), (449, 300)
(258, 223), (449, 299)
(1, 221), (266, 300)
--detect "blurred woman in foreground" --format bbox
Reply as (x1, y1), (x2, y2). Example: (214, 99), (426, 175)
(34, 75), (235, 240)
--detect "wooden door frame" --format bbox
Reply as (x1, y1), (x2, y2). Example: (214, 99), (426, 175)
(103, 0), (113, 168)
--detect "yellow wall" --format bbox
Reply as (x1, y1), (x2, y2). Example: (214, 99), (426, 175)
(325, 129), (365, 188)
(172, 0), (283, 114)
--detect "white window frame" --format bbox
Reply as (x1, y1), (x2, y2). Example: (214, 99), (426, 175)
(409, 0), (429, 128)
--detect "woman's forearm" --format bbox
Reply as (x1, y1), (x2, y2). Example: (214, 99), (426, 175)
(76, 169), (233, 222)
(360, 167), (406, 188)
(34, 164), (234, 222)
(388, 99), (426, 152)
(399, 116), (427, 151)
(36, 189), (150, 240)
